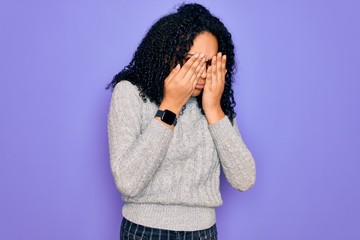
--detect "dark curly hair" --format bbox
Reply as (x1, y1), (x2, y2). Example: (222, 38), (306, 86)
(106, 3), (237, 124)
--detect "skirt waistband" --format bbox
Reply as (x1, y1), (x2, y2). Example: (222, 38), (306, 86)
(121, 217), (218, 240)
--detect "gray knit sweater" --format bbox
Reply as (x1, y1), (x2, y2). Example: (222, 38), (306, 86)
(108, 80), (256, 231)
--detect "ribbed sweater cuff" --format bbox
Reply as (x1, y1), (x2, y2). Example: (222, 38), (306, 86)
(147, 117), (174, 143)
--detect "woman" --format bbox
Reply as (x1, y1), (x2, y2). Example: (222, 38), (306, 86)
(107, 3), (256, 240)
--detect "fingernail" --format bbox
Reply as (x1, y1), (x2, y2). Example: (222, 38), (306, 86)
(194, 54), (199, 58)
(200, 53), (205, 58)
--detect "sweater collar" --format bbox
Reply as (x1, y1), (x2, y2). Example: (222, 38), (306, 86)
(187, 96), (198, 104)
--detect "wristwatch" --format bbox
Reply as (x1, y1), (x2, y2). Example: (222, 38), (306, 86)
(155, 109), (177, 126)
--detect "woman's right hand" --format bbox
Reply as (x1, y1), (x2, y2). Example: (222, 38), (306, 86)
(160, 53), (206, 116)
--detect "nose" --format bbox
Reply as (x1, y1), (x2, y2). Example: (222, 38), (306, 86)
(201, 66), (207, 79)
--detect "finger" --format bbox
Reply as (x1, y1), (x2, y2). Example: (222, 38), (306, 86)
(190, 59), (205, 87)
(216, 52), (222, 82)
(195, 56), (206, 78)
(192, 70), (202, 89)
(165, 64), (181, 84)
(179, 53), (201, 79)
(185, 54), (205, 83)
(197, 58), (206, 77)
(205, 65), (212, 89)
(211, 55), (217, 80)
(221, 55), (226, 80)
(197, 63), (206, 80)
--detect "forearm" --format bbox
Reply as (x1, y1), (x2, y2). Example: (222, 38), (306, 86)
(108, 81), (176, 197)
(208, 116), (256, 191)
(109, 117), (173, 198)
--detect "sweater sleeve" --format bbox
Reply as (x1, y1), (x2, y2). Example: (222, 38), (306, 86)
(107, 81), (174, 198)
(208, 115), (256, 191)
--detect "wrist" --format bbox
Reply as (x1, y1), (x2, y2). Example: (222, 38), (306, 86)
(159, 99), (183, 117)
(204, 107), (225, 125)
(154, 109), (178, 128)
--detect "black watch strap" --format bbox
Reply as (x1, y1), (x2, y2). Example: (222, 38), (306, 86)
(155, 109), (177, 126)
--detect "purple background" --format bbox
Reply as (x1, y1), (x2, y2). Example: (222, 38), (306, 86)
(1, 0), (359, 239)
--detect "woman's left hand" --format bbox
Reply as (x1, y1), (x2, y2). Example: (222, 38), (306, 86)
(202, 52), (227, 124)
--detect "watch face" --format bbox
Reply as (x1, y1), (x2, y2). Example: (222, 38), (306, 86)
(162, 110), (176, 124)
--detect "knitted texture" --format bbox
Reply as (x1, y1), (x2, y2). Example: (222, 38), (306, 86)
(108, 80), (256, 231)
